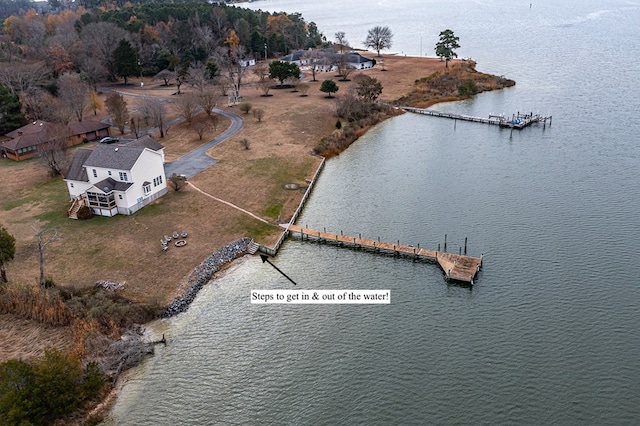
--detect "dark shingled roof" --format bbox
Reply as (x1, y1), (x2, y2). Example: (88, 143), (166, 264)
(343, 51), (373, 64)
(84, 144), (146, 170)
(93, 177), (133, 193)
(69, 120), (110, 135)
(128, 135), (164, 151)
(64, 148), (92, 182)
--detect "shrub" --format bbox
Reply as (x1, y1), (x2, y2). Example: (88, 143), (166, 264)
(252, 108), (265, 122)
(458, 79), (478, 96)
(238, 102), (252, 114)
(239, 138), (250, 150)
(77, 206), (93, 220)
(168, 173), (187, 191)
(0, 284), (73, 326)
(0, 348), (106, 425)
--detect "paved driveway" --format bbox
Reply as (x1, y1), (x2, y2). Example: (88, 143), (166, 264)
(98, 87), (244, 178)
(164, 109), (243, 178)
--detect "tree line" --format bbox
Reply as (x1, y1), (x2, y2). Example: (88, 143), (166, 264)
(0, 3), (324, 125)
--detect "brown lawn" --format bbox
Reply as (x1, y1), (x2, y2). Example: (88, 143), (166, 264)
(0, 56), (491, 362)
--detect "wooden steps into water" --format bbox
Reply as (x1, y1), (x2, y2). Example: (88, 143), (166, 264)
(402, 106), (552, 130)
(286, 224), (483, 284)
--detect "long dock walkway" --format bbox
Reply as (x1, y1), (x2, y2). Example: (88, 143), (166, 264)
(286, 224), (483, 284)
(402, 106), (552, 129)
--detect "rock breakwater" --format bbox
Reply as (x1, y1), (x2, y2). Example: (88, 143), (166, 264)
(162, 237), (251, 317)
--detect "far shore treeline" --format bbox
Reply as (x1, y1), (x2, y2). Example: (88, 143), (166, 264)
(1, 0), (324, 82)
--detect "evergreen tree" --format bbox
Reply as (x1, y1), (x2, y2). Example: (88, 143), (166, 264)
(435, 29), (461, 68)
(113, 39), (141, 85)
(0, 225), (16, 283)
(319, 79), (339, 98)
(268, 60), (301, 86)
(0, 83), (27, 135)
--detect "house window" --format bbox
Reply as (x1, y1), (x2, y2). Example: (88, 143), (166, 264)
(108, 171), (112, 176)
(153, 176), (163, 187)
(93, 169), (97, 178)
(143, 183), (151, 195)
(118, 194), (123, 200)
(119, 172), (128, 181)
(87, 191), (116, 209)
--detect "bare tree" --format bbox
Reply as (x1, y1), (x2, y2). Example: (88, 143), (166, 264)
(252, 63), (269, 82)
(139, 97), (167, 138)
(58, 73), (90, 122)
(89, 91), (103, 116)
(104, 92), (128, 135)
(209, 113), (220, 131)
(32, 223), (58, 288)
(337, 56), (356, 81)
(79, 22), (128, 81)
(239, 138), (250, 150)
(192, 120), (210, 140)
(253, 63), (274, 97)
(353, 74), (383, 104)
(301, 49), (327, 82)
(37, 123), (72, 177)
(167, 173), (188, 191)
(175, 92), (198, 124)
(197, 86), (219, 116)
(364, 26), (394, 57)
(257, 77), (274, 96)
(187, 63), (209, 92)
(298, 83), (310, 96)
(129, 114), (144, 138)
(215, 44), (247, 105)
(0, 61), (49, 96)
(287, 76), (301, 92)
(78, 56), (108, 90)
(20, 86), (53, 121)
(252, 108), (265, 122)
(335, 31), (348, 53)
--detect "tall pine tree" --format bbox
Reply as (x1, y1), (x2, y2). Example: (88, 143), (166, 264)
(113, 40), (141, 85)
(0, 84), (27, 135)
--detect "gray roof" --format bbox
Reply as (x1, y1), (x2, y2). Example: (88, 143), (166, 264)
(128, 135), (164, 151)
(84, 144), (146, 170)
(92, 177), (133, 193)
(64, 148), (92, 182)
(343, 51), (373, 64)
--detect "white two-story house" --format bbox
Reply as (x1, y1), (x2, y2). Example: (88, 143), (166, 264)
(64, 136), (167, 218)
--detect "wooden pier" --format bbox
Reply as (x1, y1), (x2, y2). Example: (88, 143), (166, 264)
(402, 106), (552, 130)
(286, 224), (483, 284)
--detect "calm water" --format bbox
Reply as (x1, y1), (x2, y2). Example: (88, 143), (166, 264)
(106, 1), (640, 424)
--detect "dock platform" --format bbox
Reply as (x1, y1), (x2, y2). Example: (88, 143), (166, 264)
(402, 106), (552, 129)
(286, 224), (483, 284)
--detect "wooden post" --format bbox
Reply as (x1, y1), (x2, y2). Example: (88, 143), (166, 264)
(464, 237), (467, 255)
(438, 243), (441, 251)
(444, 234), (447, 251)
